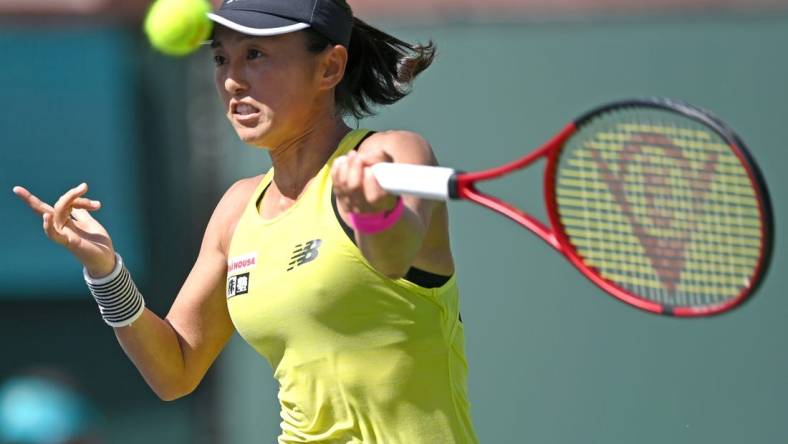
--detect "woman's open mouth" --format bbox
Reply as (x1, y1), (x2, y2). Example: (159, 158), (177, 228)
(232, 101), (261, 123)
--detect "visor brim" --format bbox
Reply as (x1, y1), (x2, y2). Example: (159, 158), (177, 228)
(207, 11), (310, 37)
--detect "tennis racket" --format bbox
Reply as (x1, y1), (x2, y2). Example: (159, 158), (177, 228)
(371, 98), (773, 317)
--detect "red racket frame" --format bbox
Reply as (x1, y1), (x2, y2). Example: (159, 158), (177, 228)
(450, 99), (773, 317)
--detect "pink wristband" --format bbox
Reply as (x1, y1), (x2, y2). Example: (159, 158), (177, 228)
(348, 197), (405, 234)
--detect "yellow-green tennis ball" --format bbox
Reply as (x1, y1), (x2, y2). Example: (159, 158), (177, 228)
(144, 0), (213, 56)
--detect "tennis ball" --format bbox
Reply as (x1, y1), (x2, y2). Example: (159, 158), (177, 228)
(144, 0), (213, 56)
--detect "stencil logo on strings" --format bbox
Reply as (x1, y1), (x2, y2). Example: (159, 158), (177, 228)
(592, 130), (718, 293)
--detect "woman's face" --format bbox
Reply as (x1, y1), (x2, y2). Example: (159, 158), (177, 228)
(211, 27), (324, 148)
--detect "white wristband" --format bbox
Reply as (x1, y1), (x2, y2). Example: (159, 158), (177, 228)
(83, 253), (146, 328)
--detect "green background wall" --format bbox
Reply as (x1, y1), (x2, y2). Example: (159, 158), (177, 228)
(0, 27), (215, 443)
(0, 28), (148, 296)
(217, 15), (788, 444)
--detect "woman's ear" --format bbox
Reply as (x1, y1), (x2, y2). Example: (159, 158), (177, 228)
(318, 45), (348, 90)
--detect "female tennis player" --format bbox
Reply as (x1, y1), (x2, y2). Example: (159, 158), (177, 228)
(13, 0), (478, 442)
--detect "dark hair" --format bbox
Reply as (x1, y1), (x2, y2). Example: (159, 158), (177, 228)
(303, 1), (436, 119)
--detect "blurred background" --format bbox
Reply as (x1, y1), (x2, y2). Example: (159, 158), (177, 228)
(1, 0), (787, 443)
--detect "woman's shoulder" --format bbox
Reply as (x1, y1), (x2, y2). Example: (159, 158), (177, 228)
(362, 129), (428, 149)
(360, 130), (437, 165)
(217, 174), (266, 218)
(209, 174), (266, 251)
(226, 174), (266, 200)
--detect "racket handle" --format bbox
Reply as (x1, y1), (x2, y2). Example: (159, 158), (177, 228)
(370, 163), (456, 201)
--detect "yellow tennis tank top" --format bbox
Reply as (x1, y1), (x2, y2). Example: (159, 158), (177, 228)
(226, 129), (478, 444)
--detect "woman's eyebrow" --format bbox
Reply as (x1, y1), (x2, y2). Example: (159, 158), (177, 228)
(211, 35), (263, 49)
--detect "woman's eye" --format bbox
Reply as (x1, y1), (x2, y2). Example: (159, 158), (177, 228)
(247, 49), (264, 60)
(213, 54), (226, 66)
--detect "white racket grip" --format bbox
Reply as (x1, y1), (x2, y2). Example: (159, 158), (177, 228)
(370, 163), (456, 201)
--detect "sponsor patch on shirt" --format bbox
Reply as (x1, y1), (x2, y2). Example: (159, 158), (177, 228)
(228, 252), (257, 274)
(227, 272), (250, 299)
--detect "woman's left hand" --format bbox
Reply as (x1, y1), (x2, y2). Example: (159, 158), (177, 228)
(331, 148), (398, 215)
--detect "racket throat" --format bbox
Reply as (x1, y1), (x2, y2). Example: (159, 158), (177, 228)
(459, 185), (560, 250)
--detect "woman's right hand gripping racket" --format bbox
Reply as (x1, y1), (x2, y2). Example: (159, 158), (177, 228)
(372, 98), (774, 317)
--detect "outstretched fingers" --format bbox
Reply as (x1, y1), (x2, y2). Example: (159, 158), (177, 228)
(69, 207), (100, 224)
(12, 186), (54, 215)
(53, 183), (89, 230)
(73, 197), (101, 211)
(42, 212), (67, 245)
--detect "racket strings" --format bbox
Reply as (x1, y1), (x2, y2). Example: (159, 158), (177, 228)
(555, 107), (763, 310)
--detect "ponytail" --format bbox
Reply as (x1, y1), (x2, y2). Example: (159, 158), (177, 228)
(304, 2), (436, 119)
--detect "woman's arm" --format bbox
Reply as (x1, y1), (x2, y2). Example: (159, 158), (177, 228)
(13, 179), (255, 401)
(114, 178), (259, 400)
(113, 231), (233, 401)
(331, 130), (453, 278)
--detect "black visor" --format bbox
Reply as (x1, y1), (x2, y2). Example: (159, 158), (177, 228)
(207, 0), (353, 46)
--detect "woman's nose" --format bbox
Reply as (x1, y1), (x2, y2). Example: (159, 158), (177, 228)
(225, 76), (247, 95)
(224, 63), (248, 95)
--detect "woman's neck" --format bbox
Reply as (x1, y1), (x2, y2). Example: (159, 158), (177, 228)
(268, 116), (351, 199)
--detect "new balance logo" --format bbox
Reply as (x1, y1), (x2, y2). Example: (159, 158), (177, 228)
(287, 239), (322, 271)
